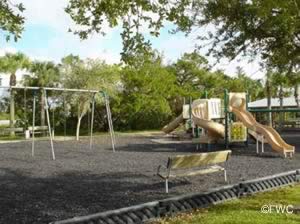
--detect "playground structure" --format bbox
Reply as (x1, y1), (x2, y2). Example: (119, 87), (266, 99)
(162, 90), (295, 158)
(0, 86), (116, 160)
(0, 91), (298, 223)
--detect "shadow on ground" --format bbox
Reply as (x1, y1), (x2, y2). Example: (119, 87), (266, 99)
(0, 168), (198, 224)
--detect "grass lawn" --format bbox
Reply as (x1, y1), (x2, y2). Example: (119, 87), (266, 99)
(155, 184), (300, 224)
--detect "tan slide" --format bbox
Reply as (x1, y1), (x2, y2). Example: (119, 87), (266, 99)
(191, 101), (225, 139)
(162, 114), (184, 134)
(230, 97), (295, 158)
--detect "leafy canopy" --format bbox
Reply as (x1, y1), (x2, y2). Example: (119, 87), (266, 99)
(0, 52), (30, 74)
(66, 0), (300, 72)
(119, 52), (176, 129)
(0, 0), (25, 42)
(65, 0), (194, 64)
(26, 61), (60, 87)
(60, 54), (121, 118)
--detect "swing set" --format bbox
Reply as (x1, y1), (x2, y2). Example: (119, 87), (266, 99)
(0, 86), (116, 160)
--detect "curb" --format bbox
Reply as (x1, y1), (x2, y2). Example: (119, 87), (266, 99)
(51, 169), (300, 224)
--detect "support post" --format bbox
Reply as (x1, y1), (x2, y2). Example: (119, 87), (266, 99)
(52, 109), (55, 140)
(224, 89), (229, 149)
(63, 92), (67, 140)
(102, 92), (116, 152)
(262, 136), (264, 153)
(224, 169), (227, 182)
(31, 91), (36, 157)
(189, 97), (193, 134)
(204, 90), (208, 99)
(89, 93), (95, 150)
(44, 89), (56, 160)
(245, 91), (249, 147)
(165, 179), (169, 193)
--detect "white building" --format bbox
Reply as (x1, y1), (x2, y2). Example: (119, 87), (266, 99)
(0, 69), (29, 96)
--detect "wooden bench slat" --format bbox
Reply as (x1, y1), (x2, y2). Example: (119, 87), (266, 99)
(159, 165), (224, 179)
(157, 150), (231, 193)
(0, 128), (24, 132)
(28, 126), (48, 131)
(169, 150), (231, 169)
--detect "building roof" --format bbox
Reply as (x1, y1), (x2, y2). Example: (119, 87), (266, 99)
(248, 97), (298, 108)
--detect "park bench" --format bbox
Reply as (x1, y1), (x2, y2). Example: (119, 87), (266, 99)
(157, 150), (231, 193)
(27, 126), (48, 137)
(0, 127), (24, 136)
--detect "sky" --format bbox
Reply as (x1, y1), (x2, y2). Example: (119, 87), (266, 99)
(1, 0), (264, 79)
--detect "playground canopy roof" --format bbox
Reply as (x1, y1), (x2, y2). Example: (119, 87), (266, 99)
(248, 97), (298, 108)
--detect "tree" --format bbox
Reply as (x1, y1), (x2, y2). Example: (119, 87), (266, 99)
(66, 0), (300, 107)
(169, 52), (209, 93)
(65, 0), (193, 64)
(265, 71), (273, 126)
(25, 61), (60, 127)
(119, 53), (177, 130)
(60, 55), (120, 140)
(65, 1), (299, 72)
(0, 1), (25, 42)
(167, 52), (210, 113)
(229, 66), (263, 101)
(0, 52), (30, 135)
(196, 1), (300, 70)
(271, 71), (292, 129)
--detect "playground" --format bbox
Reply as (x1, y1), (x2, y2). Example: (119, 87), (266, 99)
(1, 2), (300, 223)
(0, 131), (299, 223)
(0, 89), (299, 223)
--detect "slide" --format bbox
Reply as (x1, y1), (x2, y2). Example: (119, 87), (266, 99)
(162, 114), (184, 134)
(191, 101), (225, 139)
(230, 97), (295, 157)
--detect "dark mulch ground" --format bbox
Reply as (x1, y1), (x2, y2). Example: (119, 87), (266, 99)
(0, 132), (299, 224)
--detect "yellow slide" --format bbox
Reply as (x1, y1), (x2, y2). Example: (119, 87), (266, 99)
(191, 100), (225, 139)
(162, 114), (184, 134)
(230, 97), (295, 158)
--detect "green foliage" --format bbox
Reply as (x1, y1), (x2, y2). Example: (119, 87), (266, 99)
(66, 0), (300, 73)
(25, 61), (60, 87)
(61, 54), (121, 105)
(117, 54), (176, 130)
(0, 51), (266, 132)
(197, 1), (299, 69)
(228, 67), (264, 101)
(60, 55), (121, 136)
(168, 52), (209, 97)
(0, 0), (25, 42)
(65, 0), (193, 64)
(0, 52), (30, 74)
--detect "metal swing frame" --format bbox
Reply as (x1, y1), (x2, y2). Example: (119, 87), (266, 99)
(0, 86), (116, 160)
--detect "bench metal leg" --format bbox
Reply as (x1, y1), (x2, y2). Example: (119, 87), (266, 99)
(224, 169), (227, 182)
(165, 179), (169, 193)
(262, 137), (264, 153)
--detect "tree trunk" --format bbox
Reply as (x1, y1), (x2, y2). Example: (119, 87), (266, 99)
(40, 91), (45, 127)
(9, 90), (15, 136)
(294, 84), (300, 118)
(279, 85), (284, 130)
(266, 79), (272, 126)
(9, 72), (17, 137)
(295, 84), (300, 107)
(76, 115), (83, 141)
